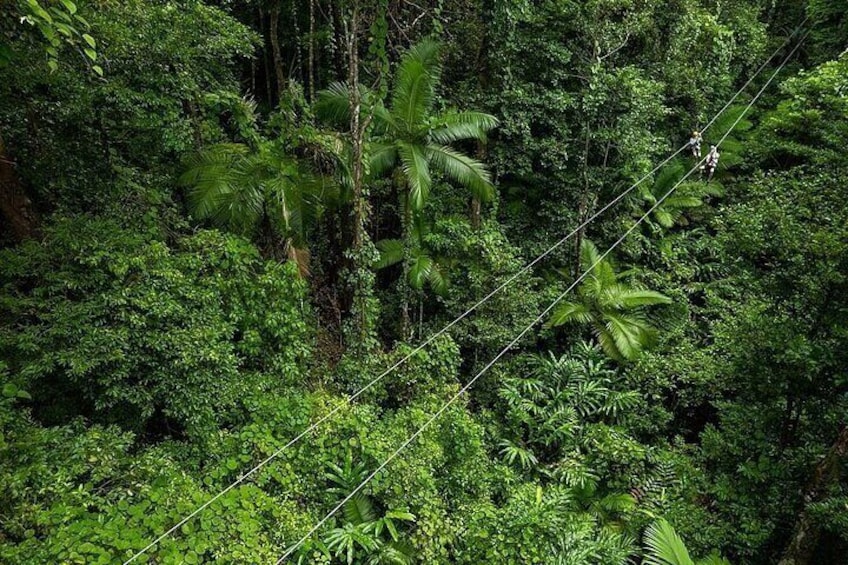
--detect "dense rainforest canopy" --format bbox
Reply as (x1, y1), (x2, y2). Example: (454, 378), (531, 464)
(1, 1), (847, 563)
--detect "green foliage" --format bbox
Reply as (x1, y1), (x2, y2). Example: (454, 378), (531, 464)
(0, 220), (311, 438)
(455, 483), (636, 564)
(319, 452), (416, 564)
(317, 40), (497, 215)
(375, 215), (452, 296)
(1, 2), (845, 564)
(639, 160), (723, 230)
(8, 0), (100, 74)
(757, 54), (848, 167)
(180, 140), (337, 274)
(643, 519), (731, 565)
(0, 0), (257, 214)
(550, 239), (672, 361)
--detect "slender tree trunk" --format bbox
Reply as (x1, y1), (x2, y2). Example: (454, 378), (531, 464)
(269, 2), (286, 102)
(347, 14), (366, 250)
(575, 120), (592, 277)
(778, 425), (848, 565)
(330, 2), (347, 81)
(470, 140), (486, 229)
(399, 197), (412, 338)
(291, 0), (303, 85)
(308, 0), (316, 102)
(471, 1), (492, 231)
(0, 132), (39, 241)
(343, 2), (378, 347)
(259, 7), (274, 104)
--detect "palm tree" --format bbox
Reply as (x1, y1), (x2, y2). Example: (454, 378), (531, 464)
(315, 40), (497, 336)
(643, 519), (731, 565)
(179, 141), (335, 277)
(316, 40), (498, 222)
(548, 239), (671, 361)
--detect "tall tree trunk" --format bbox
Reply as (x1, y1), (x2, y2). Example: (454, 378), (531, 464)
(778, 425), (848, 565)
(347, 12), (366, 251)
(259, 7), (274, 104)
(399, 196), (412, 338)
(269, 2), (286, 102)
(343, 2), (378, 347)
(0, 132), (39, 241)
(575, 120), (592, 278)
(330, 2), (347, 81)
(470, 0), (492, 231)
(470, 141), (486, 230)
(291, 0), (303, 85)
(308, 0), (316, 102)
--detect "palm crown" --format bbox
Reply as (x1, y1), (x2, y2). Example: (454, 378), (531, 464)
(316, 40), (498, 216)
(549, 239), (671, 361)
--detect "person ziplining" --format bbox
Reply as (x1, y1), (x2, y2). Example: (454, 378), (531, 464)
(688, 130), (702, 158)
(703, 144), (720, 180)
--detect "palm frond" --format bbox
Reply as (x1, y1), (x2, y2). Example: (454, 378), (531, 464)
(315, 81), (354, 125)
(603, 312), (647, 361)
(579, 239), (617, 285)
(374, 239), (404, 269)
(425, 144), (494, 202)
(408, 254), (434, 290)
(427, 261), (450, 296)
(609, 288), (672, 309)
(398, 142), (431, 211)
(643, 519), (695, 565)
(695, 555), (732, 565)
(653, 161), (686, 196)
(343, 492), (377, 526)
(391, 40), (441, 129)
(180, 143), (265, 234)
(595, 492), (637, 514)
(265, 173), (303, 236)
(549, 302), (594, 327)
(369, 142), (399, 178)
(429, 111), (499, 144)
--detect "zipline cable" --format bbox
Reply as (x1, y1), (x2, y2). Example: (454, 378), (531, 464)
(274, 30), (809, 564)
(123, 21), (808, 565)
